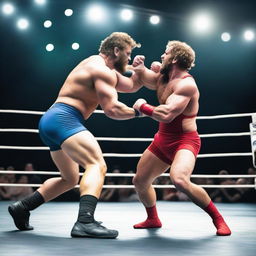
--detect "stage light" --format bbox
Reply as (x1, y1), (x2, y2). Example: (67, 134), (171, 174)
(46, 44), (54, 52)
(72, 43), (80, 50)
(244, 30), (254, 41)
(120, 9), (133, 21)
(221, 32), (231, 42)
(43, 20), (52, 28)
(87, 5), (106, 22)
(17, 18), (29, 30)
(34, 0), (46, 5)
(149, 15), (160, 25)
(192, 13), (213, 32)
(65, 9), (73, 17)
(2, 3), (14, 15)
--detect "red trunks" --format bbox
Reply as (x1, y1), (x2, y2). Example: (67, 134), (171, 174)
(148, 115), (201, 164)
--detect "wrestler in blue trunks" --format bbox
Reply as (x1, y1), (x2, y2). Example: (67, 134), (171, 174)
(39, 103), (87, 151)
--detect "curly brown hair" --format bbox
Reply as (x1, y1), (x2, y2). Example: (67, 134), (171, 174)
(99, 32), (141, 56)
(167, 41), (195, 70)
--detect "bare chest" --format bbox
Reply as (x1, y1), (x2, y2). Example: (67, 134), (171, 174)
(156, 81), (173, 104)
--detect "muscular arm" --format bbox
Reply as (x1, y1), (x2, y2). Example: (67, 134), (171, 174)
(115, 71), (144, 93)
(94, 70), (136, 120)
(151, 82), (197, 123)
(131, 55), (158, 90)
(137, 67), (159, 90)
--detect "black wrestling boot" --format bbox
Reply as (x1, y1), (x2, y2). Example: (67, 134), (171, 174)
(8, 201), (33, 231)
(71, 221), (118, 238)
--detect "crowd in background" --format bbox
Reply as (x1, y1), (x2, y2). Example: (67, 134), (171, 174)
(1, 163), (256, 203)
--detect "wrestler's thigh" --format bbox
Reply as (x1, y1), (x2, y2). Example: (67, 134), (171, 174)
(136, 149), (170, 181)
(61, 130), (105, 167)
(50, 150), (79, 181)
(170, 149), (196, 178)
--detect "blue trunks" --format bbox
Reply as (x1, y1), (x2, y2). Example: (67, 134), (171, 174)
(38, 102), (87, 151)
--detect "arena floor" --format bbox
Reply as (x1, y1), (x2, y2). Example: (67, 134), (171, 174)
(0, 201), (255, 256)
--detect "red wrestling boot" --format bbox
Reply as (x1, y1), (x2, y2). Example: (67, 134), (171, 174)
(133, 205), (162, 229)
(204, 201), (231, 236)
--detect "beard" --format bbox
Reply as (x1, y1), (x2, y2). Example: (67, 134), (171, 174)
(114, 56), (127, 73)
(160, 62), (173, 83)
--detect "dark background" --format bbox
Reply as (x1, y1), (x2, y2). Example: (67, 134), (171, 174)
(0, 0), (255, 174)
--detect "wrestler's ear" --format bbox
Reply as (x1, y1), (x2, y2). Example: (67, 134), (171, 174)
(114, 47), (120, 57)
(172, 58), (177, 64)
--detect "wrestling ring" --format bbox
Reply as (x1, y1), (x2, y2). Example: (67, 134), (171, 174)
(0, 109), (256, 256)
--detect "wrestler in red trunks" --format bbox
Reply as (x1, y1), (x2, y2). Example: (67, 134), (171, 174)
(148, 113), (201, 164)
(131, 40), (231, 236)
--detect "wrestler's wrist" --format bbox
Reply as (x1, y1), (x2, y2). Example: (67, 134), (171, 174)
(133, 108), (142, 117)
(139, 103), (155, 116)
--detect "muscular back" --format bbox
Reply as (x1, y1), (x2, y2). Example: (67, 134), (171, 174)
(56, 55), (117, 119)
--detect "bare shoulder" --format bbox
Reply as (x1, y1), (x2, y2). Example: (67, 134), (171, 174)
(87, 56), (117, 86)
(174, 77), (198, 96)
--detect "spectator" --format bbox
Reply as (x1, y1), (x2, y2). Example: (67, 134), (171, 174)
(162, 179), (189, 201)
(219, 178), (251, 203)
(247, 167), (256, 185)
(100, 167), (120, 202)
(6, 166), (16, 184)
(24, 163), (42, 191)
(118, 170), (138, 202)
(0, 174), (33, 201)
(0, 174), (10, 200)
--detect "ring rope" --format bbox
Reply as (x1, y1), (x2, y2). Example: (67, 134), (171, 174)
(0, 147), (252, 158)
(0, 109), (255, 119)
(0, 129), (250, 139)
(0, 109), (103, 115)
(1, 170), (255, 179)
(0, 183), (254, 189)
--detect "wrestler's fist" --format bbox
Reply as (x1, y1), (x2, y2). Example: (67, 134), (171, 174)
(133, 98), (147, 111)
(150, 61), (162, 73)
(132, 55), (145, 72)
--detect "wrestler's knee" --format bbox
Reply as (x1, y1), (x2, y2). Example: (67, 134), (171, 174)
(99, 161), (107, 176)
(62, 172), (80, 188)
(132, 174), (149, 190)
(170, 174), (190, 192)
(87, 161), (107, 176)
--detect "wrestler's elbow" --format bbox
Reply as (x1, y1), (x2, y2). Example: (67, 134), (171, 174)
(157, 110), (180, 123)
(104, 107), (117, 118)
(103, 103), (123, 119)
(158, 115), (173, 123)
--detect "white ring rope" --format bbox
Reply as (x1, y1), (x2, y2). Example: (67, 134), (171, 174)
(1, 171), (255, 189)
(0, 147), (252, 158)
(0, 109), (103, 115)
(0, 109), (255, 119)
(0, 128), (250, 139)
(0, 183), (254, 189)
(1, 170), (255, 179)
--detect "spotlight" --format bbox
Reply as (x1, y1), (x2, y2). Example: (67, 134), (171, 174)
(65, 9), (73, 17)
(46, 44), (54, 52)
(87, 5), (106, 22)
(72, 43), (80, 50)
(17, 18), (29, 30)
(221, 32), (231, 42)
(192, 13), (213, 32)
(149, 15), (160, 25)
(244, 30), (254, 41)
(120, 9), (133, 21)
(43, 20), (52, 28)
(2, 3), (14, 15)
(34, 0), (46, 5)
